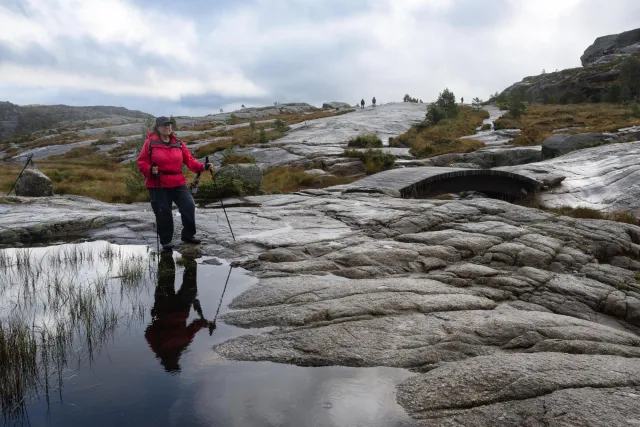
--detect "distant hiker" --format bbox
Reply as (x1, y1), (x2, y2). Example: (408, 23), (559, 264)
(137, 116), (213, 252)
(145, 254), (212, 373)
(461, 97), (464, 104)
(372, 96), (376, 107)
(360, 99), (365, 109)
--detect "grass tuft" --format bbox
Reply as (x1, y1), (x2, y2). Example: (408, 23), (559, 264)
(343, 149), (396, 174)
(346, 134), (383, 148)
(389, 106), (488, 158)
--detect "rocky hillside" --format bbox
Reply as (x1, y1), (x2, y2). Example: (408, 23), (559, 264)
(500, 27), (640, 104)
(0, 101), (153, 142)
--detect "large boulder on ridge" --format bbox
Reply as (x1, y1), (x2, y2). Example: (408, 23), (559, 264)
(581, 27), (640, 66)
(541, 133), (612, 159)
(15, 168), (54, 197)
(322, 102), (352, 110)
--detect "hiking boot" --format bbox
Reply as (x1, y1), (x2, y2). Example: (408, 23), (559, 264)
(181, 236), (201, 244)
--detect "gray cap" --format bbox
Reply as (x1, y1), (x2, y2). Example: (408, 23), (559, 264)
(155, 116), (172, 127)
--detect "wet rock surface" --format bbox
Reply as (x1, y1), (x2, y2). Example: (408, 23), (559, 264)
(500, 141), (640, 213)
(542, 132), (618, 159)
(274, 102), (427, 150)
(3, 188), (640, 424)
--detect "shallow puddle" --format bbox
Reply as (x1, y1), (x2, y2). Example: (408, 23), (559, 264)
(0, 242), (416, 426)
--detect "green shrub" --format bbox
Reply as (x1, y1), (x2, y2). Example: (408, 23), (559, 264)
(631, 102), (640, 118)
(426, 104), (446, 126)
(222, 153), (256, 165)
(273, 118), (289, 132)
(481, 123), (491, 131)
(343, 148), (395, 174)
(196, 176), (260, 200)
(347, 134), (383, 148)
(91, 137), (118, 146)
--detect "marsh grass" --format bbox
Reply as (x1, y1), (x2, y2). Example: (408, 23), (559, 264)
(0, 242), (155, 421)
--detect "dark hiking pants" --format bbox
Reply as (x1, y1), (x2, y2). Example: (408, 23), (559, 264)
(149, 185), (196, 246)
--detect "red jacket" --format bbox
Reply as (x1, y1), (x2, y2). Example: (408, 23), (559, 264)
(137, 131), (204, 188)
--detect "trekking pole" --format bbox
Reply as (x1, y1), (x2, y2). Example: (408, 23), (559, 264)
(208, 163), (236, 242)
(152, 163), (160, 254)
(210, 265), (233, 330)
(7, 154), (34, 196)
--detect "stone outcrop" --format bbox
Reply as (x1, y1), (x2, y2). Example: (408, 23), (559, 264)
(500, 141), (640, 214)
(14, 169), (54, 197)
(500, 27), (640, 104)
(541, 132), (612, 159)
(322, 102), (353, 109)
(581, 27), (640, 66)
(0, 101), (152, 141)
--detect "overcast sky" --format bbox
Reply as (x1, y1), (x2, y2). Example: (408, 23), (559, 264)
(1, 0), (639, 116)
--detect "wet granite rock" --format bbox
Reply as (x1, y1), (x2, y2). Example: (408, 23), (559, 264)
(500, 141), (640, 214)
(541, 132), (613, 159)
(4, 189), (640, 426)
(15, 168), (54, 197)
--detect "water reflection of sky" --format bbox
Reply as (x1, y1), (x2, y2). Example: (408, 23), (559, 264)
(2, 242), (417, 427)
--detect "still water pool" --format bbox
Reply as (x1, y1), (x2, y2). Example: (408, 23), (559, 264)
(0, 242), (415, 427)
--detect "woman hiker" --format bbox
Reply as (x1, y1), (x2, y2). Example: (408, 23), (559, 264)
(137, 116), (213, 252)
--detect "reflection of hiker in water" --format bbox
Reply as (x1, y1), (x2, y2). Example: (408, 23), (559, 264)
(372, 96), (376, 107)
(360, 99), (365, 109)
(145, 254), (214, 373)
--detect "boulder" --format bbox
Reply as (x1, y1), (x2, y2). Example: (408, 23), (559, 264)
(465, 147), (543, 167)
(322, 102), (352, 110)
(215, 164), (263, 186)
(581, 27), (640, 66)
(14, 168), (54, 197)
(303, 169), (334, 177)
(327, 160), (366, 177)
(541, 133), (611, 159)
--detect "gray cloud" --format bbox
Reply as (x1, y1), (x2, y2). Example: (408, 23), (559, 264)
(0, 0), (638, 115)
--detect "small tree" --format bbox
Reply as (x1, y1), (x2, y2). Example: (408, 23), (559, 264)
(508, 92), (526, 119)
(425, 104), (446, 126)
(620, 84), (633, 103)
(241, 104), (245, 108)
(259, 126), (267, 143)
(249, 121), (256, 133)
(621, 56), (640, 99)
(274, 118), (288, 133)
(472, 97), (483, 110)
(169, 115), (177, 130)
(435, 88), (459, 119)
(220, 109), (223, 113)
